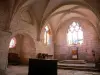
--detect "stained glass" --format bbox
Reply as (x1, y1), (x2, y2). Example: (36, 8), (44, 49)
(44, 26), (51, 45)
(67, 22), (83, 45)
(9, 37), (16, 48)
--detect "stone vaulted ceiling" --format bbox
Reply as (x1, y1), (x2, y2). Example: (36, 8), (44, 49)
(3, 0), (100, 31)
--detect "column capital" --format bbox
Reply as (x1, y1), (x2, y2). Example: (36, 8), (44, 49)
(0, 30), (12, 37)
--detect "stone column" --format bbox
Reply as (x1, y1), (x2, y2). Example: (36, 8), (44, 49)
(0, 31), (11, 75)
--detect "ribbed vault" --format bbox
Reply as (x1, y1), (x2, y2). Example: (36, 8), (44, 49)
(42, 4), (100, 40)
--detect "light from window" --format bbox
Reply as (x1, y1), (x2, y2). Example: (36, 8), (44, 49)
(67, 22), (83, 45)
(9, 37), (16, 48)
(44, 26), (51, 45)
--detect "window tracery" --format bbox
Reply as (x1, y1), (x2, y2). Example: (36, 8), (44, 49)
(67, 22), (83, 45)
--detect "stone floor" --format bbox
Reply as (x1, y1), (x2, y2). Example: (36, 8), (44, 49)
(7, 65), (100, 75)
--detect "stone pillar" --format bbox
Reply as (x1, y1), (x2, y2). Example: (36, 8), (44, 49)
(0, 31), (11, 75)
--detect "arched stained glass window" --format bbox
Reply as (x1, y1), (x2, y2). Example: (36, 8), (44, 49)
(44, 26), (51, 45)
(9, 37), (16, 48)
(67, 22), (83, 45)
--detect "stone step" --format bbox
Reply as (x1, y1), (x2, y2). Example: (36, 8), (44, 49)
(59, 60), (86, 64)
(58, 66), (100, 72)
(57, 62), (100, 72)
(58, 63), (95, 68)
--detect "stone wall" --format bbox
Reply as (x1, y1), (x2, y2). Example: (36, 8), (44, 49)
(20, 34), (36, 64)
(0, 1), (9, 31)
(0, 1), (11, 75)
(0, 0), (100, 75)
(10, 8), (54, 62)
(10, 9), (37, 59)
(0, 31), (11, 75)
(54, 20), (100, 62)
(39, 24), (54, 56)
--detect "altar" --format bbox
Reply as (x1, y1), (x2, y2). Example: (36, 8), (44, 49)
(28, 59), (57, 75)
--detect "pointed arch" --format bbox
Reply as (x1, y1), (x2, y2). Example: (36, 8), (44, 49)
(44, 25), (51, 45)
(40, 22), (53, 45)
(41, 0), (100, 27)
(9, 37), (16, 48)
(67, 21), (83, 45)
